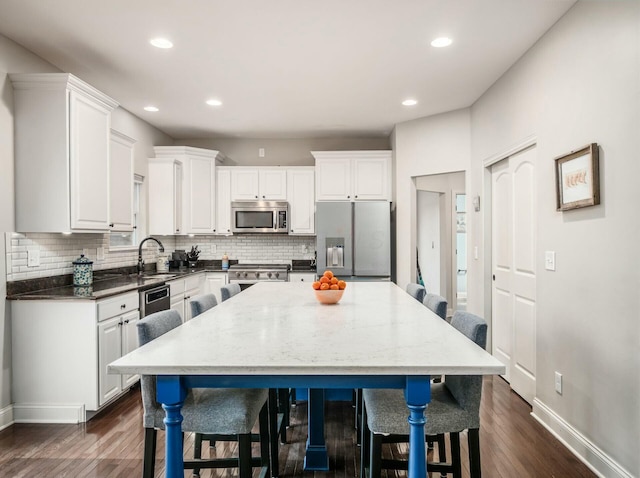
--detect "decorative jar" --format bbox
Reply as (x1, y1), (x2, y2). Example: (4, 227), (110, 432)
(72, 254), (93, 286)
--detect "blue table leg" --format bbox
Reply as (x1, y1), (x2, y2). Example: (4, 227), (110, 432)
(405, 376), (431, 478)
(304, 388), (329, 470)
(157, 376), (188, 478)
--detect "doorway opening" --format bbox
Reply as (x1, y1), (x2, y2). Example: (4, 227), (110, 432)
(415, 171), (465, 316)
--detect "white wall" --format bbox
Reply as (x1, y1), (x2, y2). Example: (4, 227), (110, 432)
(469, 2), (639, 476)
(174, 136), (390, 166)
(393, 109), (470, 291)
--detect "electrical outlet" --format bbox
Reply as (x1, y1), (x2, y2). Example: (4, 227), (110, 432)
(259, 148), (265, 157)
(97, 247), (105, 261)
(83, 248), (89, 258)
(555, 371), (563, 394)
(27, 248), (40, 267)
(210, 244), (216, 253)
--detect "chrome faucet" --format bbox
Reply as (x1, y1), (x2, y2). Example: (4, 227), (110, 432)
(137, 237), (165, 275)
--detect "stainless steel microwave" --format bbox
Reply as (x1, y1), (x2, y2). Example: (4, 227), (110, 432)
(231, 201), (288, 234)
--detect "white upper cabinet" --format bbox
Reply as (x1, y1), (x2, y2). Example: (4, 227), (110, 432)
(312, 151), (392, 202)
(287, 168), (315, 235)
(315, 157), (352, 200)
(10, 73), (118, 232)
(148, 159), (183, 235)
(150, 147), (226, 235)
(259, 168), (287, 200)
(215, 168), (232, 235)
(108, 130), (135, 232)
(231, 167), (287, 201)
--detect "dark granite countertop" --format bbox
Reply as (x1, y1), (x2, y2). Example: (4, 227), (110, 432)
(6, 264), (229, 301)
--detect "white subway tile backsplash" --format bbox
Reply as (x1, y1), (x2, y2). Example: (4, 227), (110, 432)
(6, 232), (316, 282)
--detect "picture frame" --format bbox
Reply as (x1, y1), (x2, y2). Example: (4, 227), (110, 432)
(555, 143), (600, 211)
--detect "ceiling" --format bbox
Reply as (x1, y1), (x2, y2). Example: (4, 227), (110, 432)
(0, 0), (576, 139)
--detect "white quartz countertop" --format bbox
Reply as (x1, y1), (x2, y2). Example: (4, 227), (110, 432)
(109, 282), (505, 377)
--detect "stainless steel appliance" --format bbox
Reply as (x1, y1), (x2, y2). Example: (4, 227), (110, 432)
(139, 284), (170, 317)
(228, 264), (290, 290)
(316, 201), (391, 279)
(231, 201), (288, 234)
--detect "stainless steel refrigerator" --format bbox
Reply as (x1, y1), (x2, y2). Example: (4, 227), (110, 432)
(315, 201), (390, 279)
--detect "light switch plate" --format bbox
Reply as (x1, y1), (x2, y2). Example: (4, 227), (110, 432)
(545, 251), (556, 271)
(555, 371), (563, 394)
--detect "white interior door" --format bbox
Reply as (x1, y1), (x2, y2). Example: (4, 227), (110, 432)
(491, 146), (537, 404)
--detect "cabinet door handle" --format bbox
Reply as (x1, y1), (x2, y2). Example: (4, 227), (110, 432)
(123, 319), (130, 324)
(109, 223), (114, 228)
(120, 304), (126, 309)
(347, 195), (350, 199)
(355, 195), (358, 198)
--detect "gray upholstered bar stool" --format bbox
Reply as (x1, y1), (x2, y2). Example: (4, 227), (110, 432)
(361, 311), (488, 478)
(406, 282), (426, 303)
(137, 309), (270, 478)
(423, 293), (447, 320)
(190, 293), (218, 318)
(220, 283), (241, 302)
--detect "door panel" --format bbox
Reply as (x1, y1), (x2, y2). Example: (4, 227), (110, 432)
(491, 146), (537, 404)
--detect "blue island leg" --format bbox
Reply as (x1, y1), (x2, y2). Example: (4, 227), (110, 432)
(304, 388), (329, 470)
(157, 376), (188, 478)
(405, 376), (431, 478)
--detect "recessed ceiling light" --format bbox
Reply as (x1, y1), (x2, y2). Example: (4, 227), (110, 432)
(144, 106), (159, 112)
(206, 99), (223, 106)
(150, 38), (173, 49)
(402, 99), (418, 106)
(431, 37), (453, 48)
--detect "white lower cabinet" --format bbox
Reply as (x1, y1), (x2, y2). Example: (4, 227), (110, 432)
(98, 308), (140, 406)
(289, 272), (317, 282)
(168, 274), (205, 322)
(11, 290), (140, 423)
(204, 272), (228, 304)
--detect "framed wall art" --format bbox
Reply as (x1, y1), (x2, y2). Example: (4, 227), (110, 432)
(555, 143), (600, 211)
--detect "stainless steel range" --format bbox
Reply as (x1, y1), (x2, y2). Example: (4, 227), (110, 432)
(228, 264), (290, 290)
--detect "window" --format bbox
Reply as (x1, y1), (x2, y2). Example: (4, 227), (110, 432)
(109, 175), (145, 249)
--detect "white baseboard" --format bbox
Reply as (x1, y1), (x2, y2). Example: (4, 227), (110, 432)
(13, 403), (86, 424)
(532, 398), (634, 478)
(0, 403), (14, 431)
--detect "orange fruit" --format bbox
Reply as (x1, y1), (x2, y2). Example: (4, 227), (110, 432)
(330, 277), (339, 285)
(319, 276), (330, 284)
(338, 280), (346, 290)
(329, 284), (339, 290)
(312, 281), (321, 290)
(320, 282), (330, 290)
(323, 270), (334, 279)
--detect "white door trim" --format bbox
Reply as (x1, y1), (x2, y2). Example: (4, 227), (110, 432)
(482, 135), (537, 168)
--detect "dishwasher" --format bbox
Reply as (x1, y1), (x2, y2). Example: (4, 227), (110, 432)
(139, 284), (171, 317)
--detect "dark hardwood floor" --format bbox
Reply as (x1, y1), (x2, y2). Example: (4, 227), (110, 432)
(0, 376), (596, 477)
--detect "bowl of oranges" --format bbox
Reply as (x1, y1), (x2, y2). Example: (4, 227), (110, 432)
(312, 270), (347, 304)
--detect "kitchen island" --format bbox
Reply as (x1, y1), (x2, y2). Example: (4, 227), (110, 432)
(109, 281), (504, 477)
